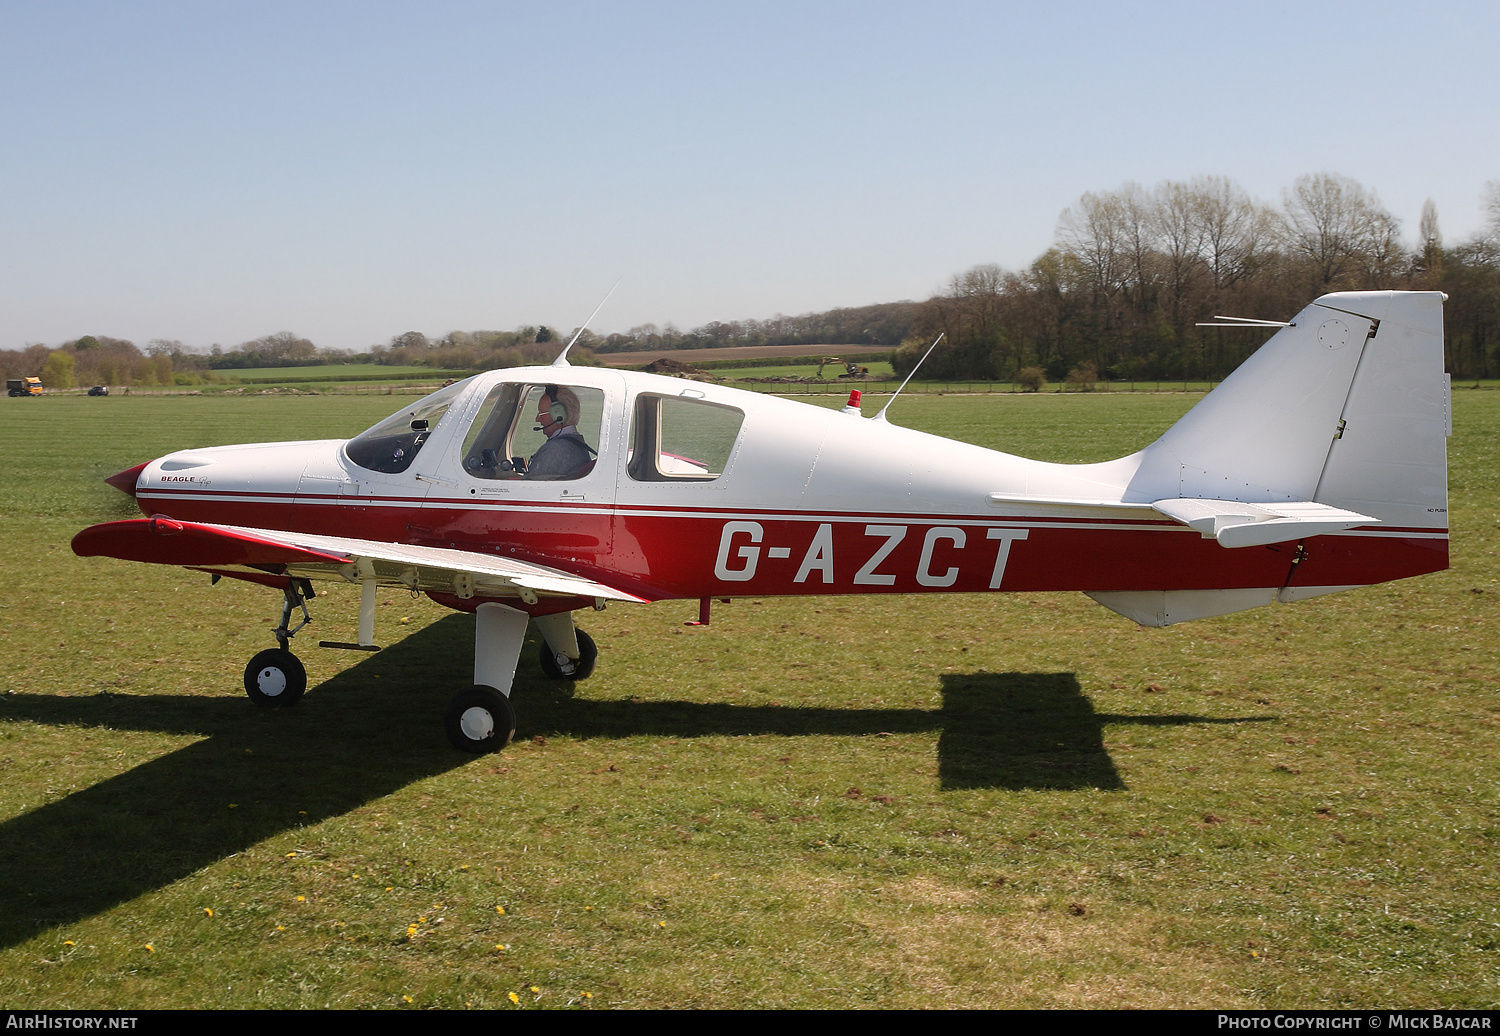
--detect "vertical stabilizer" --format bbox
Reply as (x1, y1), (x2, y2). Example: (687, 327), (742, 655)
(1094, 290), (1449, 627)
(1123, 290), (1448, 529)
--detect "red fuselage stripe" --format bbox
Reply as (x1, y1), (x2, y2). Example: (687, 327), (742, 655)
(135, 490), (1448, 602)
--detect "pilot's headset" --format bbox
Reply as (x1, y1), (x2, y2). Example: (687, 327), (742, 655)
(536, 384), (569, 430)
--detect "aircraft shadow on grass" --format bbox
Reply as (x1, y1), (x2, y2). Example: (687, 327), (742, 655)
(0, 614), (1272, 947)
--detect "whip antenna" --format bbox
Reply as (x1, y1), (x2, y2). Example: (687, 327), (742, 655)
(873, 333), (944, 423)
(552, 279), (622, 367)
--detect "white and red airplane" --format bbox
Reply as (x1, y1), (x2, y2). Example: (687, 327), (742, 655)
(73, 290), (1450, 752)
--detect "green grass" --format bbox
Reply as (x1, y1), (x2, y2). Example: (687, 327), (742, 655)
(0, 391), (1496, 1009)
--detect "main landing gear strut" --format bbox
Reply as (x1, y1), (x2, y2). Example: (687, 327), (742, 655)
(443, 603), (598, 753)
(238, 581), (599, 753)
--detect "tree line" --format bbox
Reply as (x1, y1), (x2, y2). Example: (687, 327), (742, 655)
(6, 172), (1498, 388)
(897, 173), (1500, 384)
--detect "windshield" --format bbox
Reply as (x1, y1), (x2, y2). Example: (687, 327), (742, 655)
(345, 378), (472, 474)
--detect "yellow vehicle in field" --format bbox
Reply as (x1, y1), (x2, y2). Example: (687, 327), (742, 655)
(6, 377), (42, 397)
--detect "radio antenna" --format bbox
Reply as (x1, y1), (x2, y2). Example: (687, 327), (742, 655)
(873, 333), (943, 423)
(552, 279), (622, 367)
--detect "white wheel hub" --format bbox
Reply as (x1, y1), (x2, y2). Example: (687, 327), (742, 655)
(458, 706), (494, 741)
(257, 667), (287, 697)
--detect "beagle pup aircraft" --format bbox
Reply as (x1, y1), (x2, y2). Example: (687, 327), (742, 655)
(73, 290), (1450, 752)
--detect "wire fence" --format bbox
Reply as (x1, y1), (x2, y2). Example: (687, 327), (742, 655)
(734, 379), (1225, 395)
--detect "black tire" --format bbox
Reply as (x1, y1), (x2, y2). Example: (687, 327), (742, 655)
(538, 628), (597, 681)
(445, 685), (516, 753)
(243, 648), (307, 708)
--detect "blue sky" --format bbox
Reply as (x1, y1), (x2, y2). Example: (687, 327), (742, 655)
(2, 0), (1496, 351)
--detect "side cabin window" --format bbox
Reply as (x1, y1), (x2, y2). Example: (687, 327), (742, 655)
(461, 382), (604, 482)
(345, 378), (470, 474)
(628, 394), (744, 482)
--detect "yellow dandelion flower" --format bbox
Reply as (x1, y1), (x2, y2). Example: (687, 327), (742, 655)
(403, 995), (412, 1004)
(286, 853), (296, 859)
(203, 908), (213, 917)
(658, 920), (666, 928)
(584, 906), (593, 912)
(496, 905), (506, 915)
(296, 895), (305, 902)
(583, 992), (593, 999)
(145, 944), (154, 953)
(530, 985), (539, 994)
(228, 803), (238, 808)
(63, 941), (74, 947)
(386, 887), (394, 892)
(508, 992), (519, 1005)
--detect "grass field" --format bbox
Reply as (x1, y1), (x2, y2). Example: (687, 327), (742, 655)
(0, 389), (1496, 1009)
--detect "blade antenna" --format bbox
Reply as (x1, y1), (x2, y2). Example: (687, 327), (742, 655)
(873, 333), (943, 423)
(552, 279), (622, 367)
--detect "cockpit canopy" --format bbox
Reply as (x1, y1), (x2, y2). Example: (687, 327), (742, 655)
(344, 378), (471, 474)
(344, 371), (747, 484)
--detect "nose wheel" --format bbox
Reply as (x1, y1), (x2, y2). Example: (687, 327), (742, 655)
(243, 578), (313, 708)
(244, 648), (307, 708)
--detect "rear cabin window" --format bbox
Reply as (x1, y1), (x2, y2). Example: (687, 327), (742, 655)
(628, 394), (744, 482)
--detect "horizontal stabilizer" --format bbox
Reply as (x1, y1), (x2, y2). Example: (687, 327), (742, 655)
(1151, 498), (1377, 548)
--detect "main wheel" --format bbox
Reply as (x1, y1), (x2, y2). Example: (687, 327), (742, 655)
(445, 685), (516, 753)
(243, 648), (307, 708)
(538, 629), (597, 681)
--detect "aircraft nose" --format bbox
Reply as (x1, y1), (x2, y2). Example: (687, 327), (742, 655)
(105, 461), (149, 497)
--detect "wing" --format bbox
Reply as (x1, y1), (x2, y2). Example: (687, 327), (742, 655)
(71, 516), (651, 605)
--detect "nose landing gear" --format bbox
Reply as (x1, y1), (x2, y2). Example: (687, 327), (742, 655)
(243, 579), (314, 709)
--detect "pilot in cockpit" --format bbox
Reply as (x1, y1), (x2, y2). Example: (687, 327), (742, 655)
(524, 384), (595, 480)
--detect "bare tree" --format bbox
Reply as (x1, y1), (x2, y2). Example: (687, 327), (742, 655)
(1120, 182), (1163, 311)
(1057, 190), (1129, 305)
(1152, 180), (1208, 330)
(1475, 181), (1500, 262)
(1185, 176), (1273, 292)
(1281, 173), (1400, 288)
